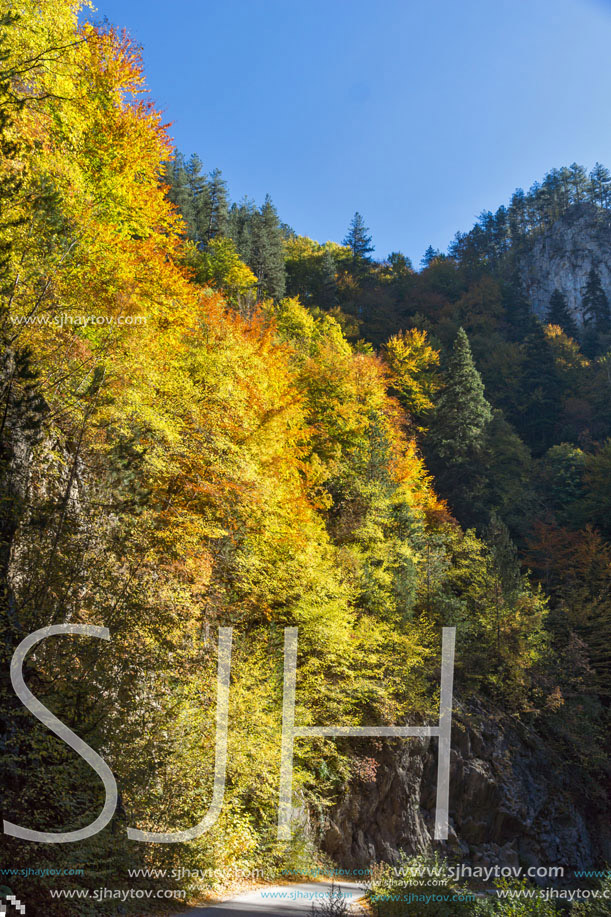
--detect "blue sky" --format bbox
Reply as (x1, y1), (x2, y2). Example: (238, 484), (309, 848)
(85, 0), (611, 265)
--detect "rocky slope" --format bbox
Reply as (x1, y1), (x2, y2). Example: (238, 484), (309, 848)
(323, 702), (610, 874)
(519, 202), (611, 321)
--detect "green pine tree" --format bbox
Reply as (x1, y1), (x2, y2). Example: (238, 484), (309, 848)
(502, 278), (535, 341)
(547, 289), (579, 340)
(185, 153), (211, 246)
(227, 197), (256, 265)
(484, 513), (520, 598)
(581, 266), (611, 357)
(420, 244), (442, 269)
(568, 162), (589, 203)
(425, 329), (493, 526)
(319, 246), (338, 308)
(431, 327), (492, 460)
(479, 410), (534, 537)
(165, 151), (196, 236)
(517, 320), (560, 454)
(251, 195), (286, 300)
(589, 162), (611, 208)
(343, 211), (374, 263)
(205, 167), (228, 241)
(582, 266), (610, 331)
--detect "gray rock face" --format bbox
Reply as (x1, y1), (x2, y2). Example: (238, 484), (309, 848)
(519, 203), (611, 321)
(322, 704), (610, 873)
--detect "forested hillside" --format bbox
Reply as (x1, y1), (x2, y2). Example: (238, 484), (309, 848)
(0, 3), (609, 915)
(168, 151), (611, 703)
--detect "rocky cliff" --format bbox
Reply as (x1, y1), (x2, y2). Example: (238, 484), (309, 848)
(323, 702), (610, 875)
(519, 203), (611, 321)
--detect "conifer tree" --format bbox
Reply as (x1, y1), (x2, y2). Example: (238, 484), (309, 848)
(485, 514), (520, 598)
(185, 153), (211, 245)
(547, 289), (578, 340)
(502, 279), (534, 340)
(424, 328), (492, 526)
(251, 194), (286, 299)
(343, 212), (374, 263)
(206, 167), (228, 241)
(478, 409), (534, 536)
(227, 195), (286, 297)
(163, 155), (227, 247)
(431, 327), (492, 460)
(589, 162), (611, 208)
(582, 266), (610, 331)
(387, 251), (413, 275)
(420, 244), (442, 269)
(517, 320), (560, 454)
(165, 151), (196, 235)
(568, 162), (589, 204)
(319, 246), (338, 308)
(508, 188), (528, 240)
(227, 197), (256, 264)
(581, 266), (611, 357)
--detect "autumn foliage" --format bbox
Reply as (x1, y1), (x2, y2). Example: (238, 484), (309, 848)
(0, 4), (588, 913)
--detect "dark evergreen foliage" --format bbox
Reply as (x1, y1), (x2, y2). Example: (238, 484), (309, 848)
(516, 320), (561, 455)
(426, 328), (492, 526)
(581, 266), (611, 357)
(343, 211), (374, 263)
(420, 244), (442, 269)
(165, 153), (286, 299)
(581, 266), (610, 330)
(547, 289), (579, 339)
(319, 247), (339, 308)
(449, 163), (611, 269)
(250, 194), (287, 299)
(205, 167), (229, 241)
(431, 327), (492, 459)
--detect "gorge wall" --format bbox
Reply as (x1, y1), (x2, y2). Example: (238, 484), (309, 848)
(323, 703), (610, 874)
(519, 202), (611, 320)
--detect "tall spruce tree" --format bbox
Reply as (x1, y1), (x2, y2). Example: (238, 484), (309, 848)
(517, 320), (560, 454)
(485, 514), (520, 598)
(165, 151), (196, 235)
(319, 247), (338, 308)
(251, 195), (286, 300)
(547, 289), (579, 340)
(589, 162), (611, 208)
(582, 266), (610, 331)
(431, 327), (492, 460)
(568, 162), (589, 203)
(421, 244), (442, 269)
(425, 328), (492, 526)
(502, 278), (535, 341)
(206, 167), (229, 242)
(343, 212), (374, 263)
(227, 197), (256, 265)
(185, 153), (211, 246)
(581, 266), (611, 357)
